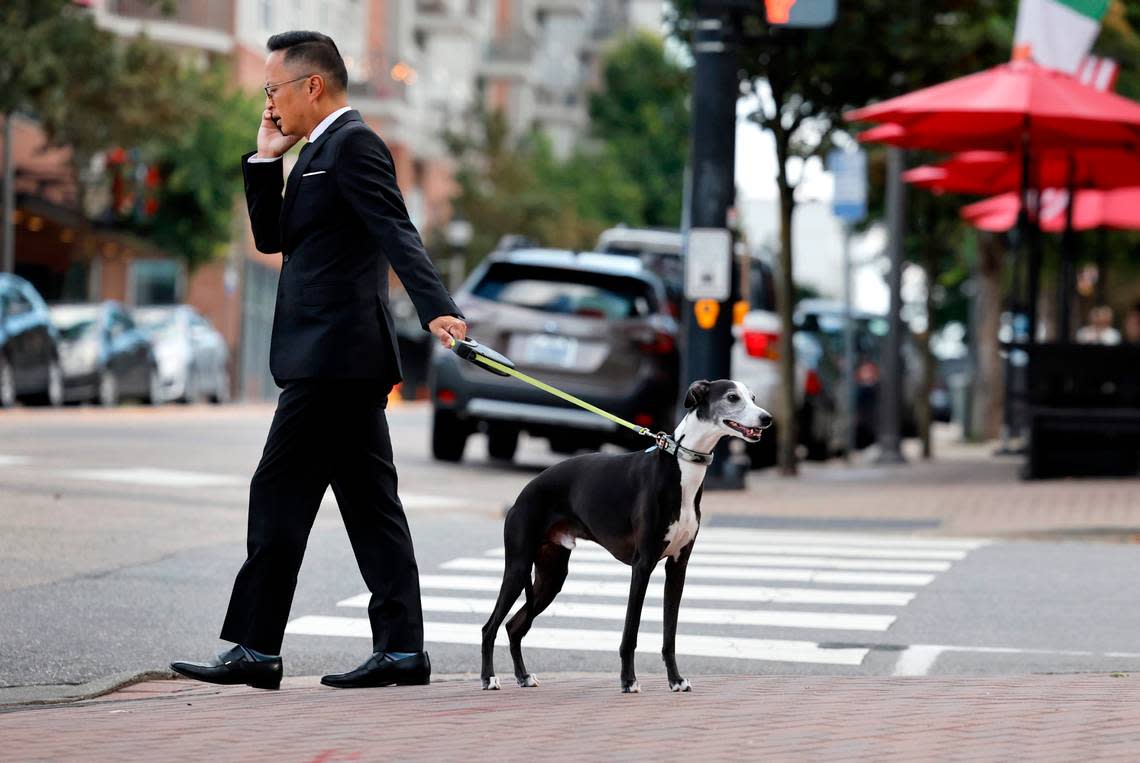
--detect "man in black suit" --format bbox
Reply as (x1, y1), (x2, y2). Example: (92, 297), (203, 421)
(172, 31), (466, 690)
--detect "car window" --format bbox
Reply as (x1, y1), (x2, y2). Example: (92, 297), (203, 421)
(4, 288), (33, 317)
(53, 308), (99, 341)
(472, 264), (656, 319)
(748, 262), (777, 312)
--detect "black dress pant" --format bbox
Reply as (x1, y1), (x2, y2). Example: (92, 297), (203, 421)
(220, 379), (423, 655)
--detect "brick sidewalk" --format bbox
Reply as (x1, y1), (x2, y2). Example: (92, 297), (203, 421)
(709, 431), (1140, 537)
(2, 673), (1138, 761)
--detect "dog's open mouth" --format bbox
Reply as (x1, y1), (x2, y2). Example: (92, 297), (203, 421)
(724, 419), (763, 440)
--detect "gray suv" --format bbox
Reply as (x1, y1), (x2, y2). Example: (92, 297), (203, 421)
(429, 249), (679, 463)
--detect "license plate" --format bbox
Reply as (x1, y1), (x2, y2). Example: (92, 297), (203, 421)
(522, 334), (579, 368)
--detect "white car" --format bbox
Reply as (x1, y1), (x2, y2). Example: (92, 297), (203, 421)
(133, 305), (230, 404)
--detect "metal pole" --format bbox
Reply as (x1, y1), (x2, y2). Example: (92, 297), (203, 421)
(842, 222), (857, 459)
(1058, 156), (1076, 342)
(681, 12), (742, 489)
(2, 113), (14, 274)
(875, 146), (906, 464)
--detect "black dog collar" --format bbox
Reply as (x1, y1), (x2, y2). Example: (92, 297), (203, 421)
(651, 436), (714, 465)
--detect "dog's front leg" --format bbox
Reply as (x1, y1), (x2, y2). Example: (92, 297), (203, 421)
(663, 545), (693, 692)
(619, 556), (655, 693)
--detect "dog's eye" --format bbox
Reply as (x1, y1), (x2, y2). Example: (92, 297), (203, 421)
(727, 394), (739, 403)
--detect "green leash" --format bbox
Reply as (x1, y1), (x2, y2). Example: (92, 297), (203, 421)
(446, 337), (714, 464)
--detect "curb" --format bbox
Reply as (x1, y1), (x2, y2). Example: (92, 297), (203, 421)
(0, 669), (177, 708)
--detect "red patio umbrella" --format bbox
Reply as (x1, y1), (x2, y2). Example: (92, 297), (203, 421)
(846, 60), (1140, 152)
(961, 187), (1140, 232)
(903, 149), (1140, 195)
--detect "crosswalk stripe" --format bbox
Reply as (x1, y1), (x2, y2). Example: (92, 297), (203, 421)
(343, 595), (898, 631)
(696, 528), (989, 549)
(59, 468), (246, 488)
(440, 557), (935, 587)
(487, 541), (967, 561)
(675, 542), (968, 560)
(344, 575), (916, 606)
(481, 547), (953, 572)
(285, 616), (870, 665)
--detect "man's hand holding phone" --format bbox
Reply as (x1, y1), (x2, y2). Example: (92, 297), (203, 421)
(257, 109), (302, 159)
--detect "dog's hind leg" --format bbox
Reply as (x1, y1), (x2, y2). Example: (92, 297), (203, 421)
(619, 553), (657, 694)
(506, 543), (570, 687)
(480, 557), (529, 690)
(662, 544), (694, 692)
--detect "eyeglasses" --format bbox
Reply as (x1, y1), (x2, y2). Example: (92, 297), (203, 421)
(263, 74), (314, 100)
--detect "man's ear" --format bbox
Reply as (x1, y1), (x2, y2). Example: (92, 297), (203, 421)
(684, 380), (711, 410)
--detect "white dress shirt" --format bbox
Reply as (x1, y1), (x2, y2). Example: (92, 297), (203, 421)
(247, 106), (352, 164)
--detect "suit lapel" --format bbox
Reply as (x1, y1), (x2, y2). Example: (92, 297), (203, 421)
(279, 109), (362, 227)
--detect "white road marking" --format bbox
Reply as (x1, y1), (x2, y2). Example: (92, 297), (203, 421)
(346, 575), (916, 606)
(0, 455), (30, 466)
(320, 488), (470, 510)
(482, 547), (954, 572)
(696, 528), (990, 549)
(346, 595), (897, 632)
(59, 468), (246, 488)
(285, 617), (870, 666)
(890, 643), (1140, 676)
(440, 557), (935, 587)
(684, 542), (968, 560)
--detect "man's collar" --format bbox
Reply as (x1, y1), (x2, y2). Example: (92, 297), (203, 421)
(307, 105), (353, 143)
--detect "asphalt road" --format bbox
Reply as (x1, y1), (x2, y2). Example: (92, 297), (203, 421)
(2, 401), (1140, 692)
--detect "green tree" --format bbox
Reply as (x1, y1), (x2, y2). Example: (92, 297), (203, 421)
(588, 31), (691, 227)
(670, 1), (1018, 474)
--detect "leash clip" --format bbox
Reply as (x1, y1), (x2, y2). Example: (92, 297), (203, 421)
(654, 431), (672, 450)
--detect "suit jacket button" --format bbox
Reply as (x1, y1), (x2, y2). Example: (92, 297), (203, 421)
(283, 254), (291, 262)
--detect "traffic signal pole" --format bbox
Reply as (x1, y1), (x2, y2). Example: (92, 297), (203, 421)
(682, 10), (745, 489)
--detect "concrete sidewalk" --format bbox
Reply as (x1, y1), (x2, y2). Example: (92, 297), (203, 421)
(2, 673), (1138, 761)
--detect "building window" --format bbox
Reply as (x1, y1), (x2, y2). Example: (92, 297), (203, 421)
(132, 259), (182, 306)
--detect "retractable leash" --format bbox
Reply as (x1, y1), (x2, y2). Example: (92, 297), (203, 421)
(446, 336), (714, 465)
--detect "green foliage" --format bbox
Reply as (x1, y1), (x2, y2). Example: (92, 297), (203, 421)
(444, 32), (689, 258)
(132, 70), (262, 269)
(587, 31), (690, 227)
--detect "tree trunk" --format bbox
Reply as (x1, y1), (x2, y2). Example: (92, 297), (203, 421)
(971, 231), (1005, 440)
(775, 153), (798, 476)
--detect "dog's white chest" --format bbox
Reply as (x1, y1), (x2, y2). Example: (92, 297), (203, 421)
(662, 463), (704, 561)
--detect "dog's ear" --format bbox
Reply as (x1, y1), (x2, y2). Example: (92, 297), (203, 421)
(684, 380), (711, 410)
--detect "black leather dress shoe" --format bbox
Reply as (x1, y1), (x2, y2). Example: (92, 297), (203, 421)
(320, 651), (431, 688)
(170, 646), (282, 690)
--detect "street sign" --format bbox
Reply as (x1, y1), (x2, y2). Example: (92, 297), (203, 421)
(828, 148), (867, 223)
(684, 228), (733, 302)
(766, 0), (837, 27)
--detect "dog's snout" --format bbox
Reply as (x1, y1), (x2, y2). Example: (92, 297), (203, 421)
(759, 411), (773, 429)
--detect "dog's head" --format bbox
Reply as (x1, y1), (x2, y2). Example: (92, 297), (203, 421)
(683, 380), (773, 442)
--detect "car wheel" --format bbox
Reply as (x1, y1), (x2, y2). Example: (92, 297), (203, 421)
(97, 369), (119, 408)
(210, 368), (230, 405)
(145, 366), (163, 405)
(487, 425), (519, 462)
(27, 359), (64, 407)
(0, 356), (15, 408)
(431, 408), (467, 462)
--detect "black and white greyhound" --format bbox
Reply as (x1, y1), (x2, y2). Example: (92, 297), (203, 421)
(480, 379), (773, 693)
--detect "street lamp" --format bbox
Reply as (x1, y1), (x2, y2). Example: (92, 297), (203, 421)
(446, 218), (473, 292)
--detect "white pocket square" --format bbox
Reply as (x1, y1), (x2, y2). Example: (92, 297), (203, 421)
(301, 170), (326, 177)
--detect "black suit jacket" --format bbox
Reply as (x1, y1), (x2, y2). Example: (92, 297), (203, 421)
(242, 109), (460, 386)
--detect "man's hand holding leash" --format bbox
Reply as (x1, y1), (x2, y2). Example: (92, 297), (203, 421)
(429, 315), (467, 347)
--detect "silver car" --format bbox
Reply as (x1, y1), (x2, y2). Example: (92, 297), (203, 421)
(133, 305), (230, 404)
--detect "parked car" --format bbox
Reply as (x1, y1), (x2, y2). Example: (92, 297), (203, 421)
(50, 302), (160, 406)
(429, 249), (679, 463)
(133, 305), (230, 404)
(596, 226), (814, 467)
(0, 274), (64, 408)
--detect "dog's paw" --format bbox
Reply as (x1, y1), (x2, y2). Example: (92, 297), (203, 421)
(482, 676), (501, 691)
(621, 680), (641, 694)
(670, 678), (692, 692)
(517, 673), (540, 688)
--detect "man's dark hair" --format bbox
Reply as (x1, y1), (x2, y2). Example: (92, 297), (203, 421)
(267, 31), (348, 93)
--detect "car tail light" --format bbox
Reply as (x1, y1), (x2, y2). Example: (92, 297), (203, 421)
(743, 329), (780, 360)
(804, 369), (823, 396)
(437, 388), (456, 404)
(634, 413), (654, 427)
(856, 361), (879, 386)
(636, 331), (676, 355)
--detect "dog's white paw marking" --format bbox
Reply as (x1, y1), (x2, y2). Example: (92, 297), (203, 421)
(555, 533), (576, 550)
(622, 680), (641, 694)
(518, 674), (540, 688)
(482, 676), (501, 691)
(670, 679), (692, 692)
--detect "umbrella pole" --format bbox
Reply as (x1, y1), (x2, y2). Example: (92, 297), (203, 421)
(998, 137), (1031, 454)
(1058, 154), (1076, 342)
